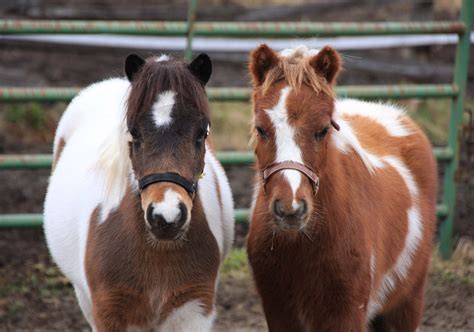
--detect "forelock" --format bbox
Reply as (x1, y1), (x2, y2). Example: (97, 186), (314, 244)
(126, 58), (208, 127)
(260, 49), (335, 99)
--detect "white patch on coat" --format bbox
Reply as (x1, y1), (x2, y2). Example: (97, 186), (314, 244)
(382, 156), (419, 198)
(44, 78), (132, 324)
(368, 155), (422, 320)
(74, 285), (95, 329)
(95, 114), (132, 222)
(333, 97), (421, 320)
(157, 300), (216, 332)
(198, 145), (235, 259)
(336, 99), (412, 137)
(370, 253), (376, 287)
(265, 86), (304, 201)
(330, 115), (384, 174)
(152, 90), (176, 128)
(149, 189), (185, 224)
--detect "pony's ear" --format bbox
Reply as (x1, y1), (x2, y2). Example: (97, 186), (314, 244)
(308, 46), (341, 85)
(249, 44), (279, 86)
(188, 53), (212, 85)
(125, 54), (145, 82)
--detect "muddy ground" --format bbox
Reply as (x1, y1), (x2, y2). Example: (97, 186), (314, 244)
(1, 0), (474, 331)
(1, 228), (474, 331)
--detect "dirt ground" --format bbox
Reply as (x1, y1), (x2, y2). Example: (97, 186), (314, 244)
(1, 228), (474, 331)
(1, 0), (474, 331)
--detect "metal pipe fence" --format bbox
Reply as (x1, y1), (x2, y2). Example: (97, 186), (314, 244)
(0, 0), (472, 259)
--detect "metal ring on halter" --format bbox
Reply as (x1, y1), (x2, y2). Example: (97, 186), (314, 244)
(261, 161), (320, 194)
(138, 173), (198, 199)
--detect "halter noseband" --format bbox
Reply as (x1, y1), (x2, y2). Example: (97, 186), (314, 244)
(138, 173), (198, 199)
(262, 161), (320, 194)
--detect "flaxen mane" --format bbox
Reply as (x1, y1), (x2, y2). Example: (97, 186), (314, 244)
(261, 48), (335, 98)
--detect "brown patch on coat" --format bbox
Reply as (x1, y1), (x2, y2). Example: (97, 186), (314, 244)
(85, 188), (220, 330)
(52, 137), (66, 172)
(247, 44), (437, 330)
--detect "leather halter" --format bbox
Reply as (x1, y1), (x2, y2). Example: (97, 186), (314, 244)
(262, 161), (320, 194)
(138, 173), (197, 199)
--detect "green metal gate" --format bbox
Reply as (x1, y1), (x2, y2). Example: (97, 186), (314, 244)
(0, 0), (472, 259)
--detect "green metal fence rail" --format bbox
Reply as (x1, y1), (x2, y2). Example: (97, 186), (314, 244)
(0, 84), (460, 102)
(0, 0), (472, 259)
(0, 20), (467, 36)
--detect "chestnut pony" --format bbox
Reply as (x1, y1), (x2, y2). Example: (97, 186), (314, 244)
(44, 53), (234, 331)
(247, 45), (436, 331)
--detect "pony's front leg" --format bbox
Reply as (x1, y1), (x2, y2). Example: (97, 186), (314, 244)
(319, 307), (367, 332)
(90, 289), (137, 332)
(92, 306), (127, 332)
(157, 300), (216, 332)
(92, 314), (127, 332)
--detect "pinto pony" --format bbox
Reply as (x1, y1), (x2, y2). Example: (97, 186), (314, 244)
(44, 53), (234, 331)
(247, 45), (437, 331)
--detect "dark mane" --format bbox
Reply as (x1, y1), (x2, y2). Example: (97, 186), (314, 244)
(126, 58), (209, 127)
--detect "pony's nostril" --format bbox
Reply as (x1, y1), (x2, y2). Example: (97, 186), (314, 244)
(295, 200), (308, 218)
(272, 200), (285, 218)
(146, 204), (166, 228)
(146, 204), (155, 226)
(176, 202), (187, 227)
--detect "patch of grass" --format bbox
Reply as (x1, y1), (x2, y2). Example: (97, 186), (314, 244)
(0, 262), (74, 307)
(6, 300), (25, 316)
(221, 248), (250, 277)
(398, 98), (474, 146)
(209, 102), (252, 151)
(0, 102), (65, 146)
(431, 238), (474, 287)
(0, 282), (31, 297)
(398, 99), (450, 146)
(4, 103), (48, 130)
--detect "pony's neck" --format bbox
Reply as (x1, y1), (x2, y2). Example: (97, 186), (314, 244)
(311, 145), (352, 242)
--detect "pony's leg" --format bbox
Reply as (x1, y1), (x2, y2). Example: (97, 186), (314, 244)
(376, 281), (425, 332)
(368, 315), (389, 332)
(259, 302), (304, 332)
(74, 285), (96, 330)
(157, 300), (216, 332)
(93, 310), (127, 332)
(322, 309), (366, 332)
(91, 294), (127, 332)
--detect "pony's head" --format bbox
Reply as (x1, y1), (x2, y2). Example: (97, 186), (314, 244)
(249, 44), (341, 232)
(125, 53), (212, 241)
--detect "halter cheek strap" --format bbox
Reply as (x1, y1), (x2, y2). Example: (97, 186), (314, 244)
(262, 161), (320, 194)
(138, 173), (198, 199)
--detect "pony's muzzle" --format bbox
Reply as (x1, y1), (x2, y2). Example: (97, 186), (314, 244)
(271, 199), (309, 230)
(146, 202), (187, 240)
(140, 183), (193, 241)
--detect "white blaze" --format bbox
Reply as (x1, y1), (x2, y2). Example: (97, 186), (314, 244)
(265, 86), (303, 202)
(150, 189), (184, 224)
(152, 90), (176, 128)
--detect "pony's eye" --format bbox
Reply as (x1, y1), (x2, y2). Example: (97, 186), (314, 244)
(315, 127), (329, 141)
(196, 128), (209, 143)
(256, 126), (268, 139)
(129, 130), (142, 148)
(129, 128), (139, 139)
(132, 137), (142, 149)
